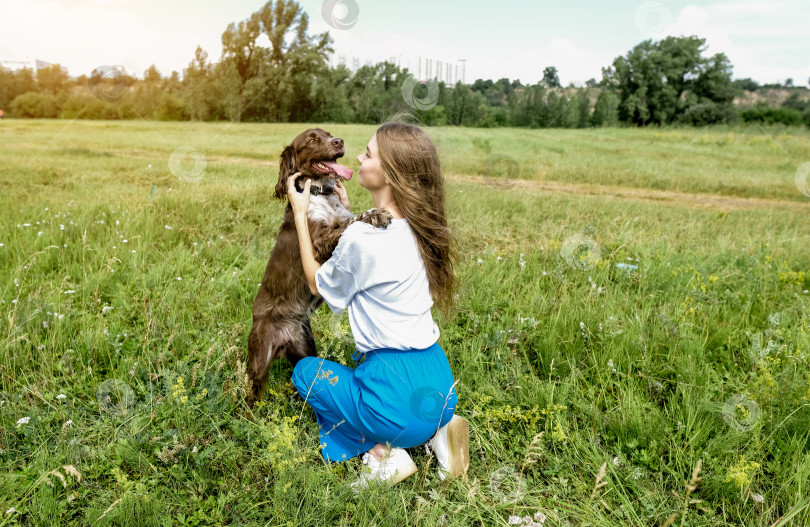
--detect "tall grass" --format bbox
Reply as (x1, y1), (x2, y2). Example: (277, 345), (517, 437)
(0, 119), (808, 526)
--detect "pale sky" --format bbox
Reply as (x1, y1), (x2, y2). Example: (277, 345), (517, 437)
(1, 0), (808, 86)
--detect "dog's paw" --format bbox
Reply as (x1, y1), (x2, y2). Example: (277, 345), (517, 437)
(357, 208), (393, 229)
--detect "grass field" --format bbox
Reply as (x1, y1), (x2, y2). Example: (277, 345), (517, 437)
(1, 119), (809, 526)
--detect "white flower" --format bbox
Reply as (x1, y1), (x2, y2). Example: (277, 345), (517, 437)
(37, 231), (43, 236)
(751, 492), (765, 503)
(165, 225), (172, 230)
(534, 512), (546, 524)
(613, 456), (621, 466)
(102, 306), (114, 313)
(580, 322), (586, 330)
(177, 277), (182, 280)
(56, 394), (66, 400)
(477, 258), (484, 264)
(6, 507), (17, 514)
(123, 239), (127, 243)
(64, 290), (75, 294)
(16, 416), (31, 428)
(508, 516), (523, 526)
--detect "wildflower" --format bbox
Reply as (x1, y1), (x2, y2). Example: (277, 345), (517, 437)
(165, 225), (172, 230)
(177, 277), (182, 280)
(751, 493), (765, 503)
(725, 457), (760, 489)
(56, 394), (66, 400)
(613, 457), (621, 467)
(102, 306), (113, 313)
(477, 258), (484, 264)
(64, 290), (76, 294)
(65, 420), (73, 426)
(6, 508), (16, 514)
(16, 416), (31, 428)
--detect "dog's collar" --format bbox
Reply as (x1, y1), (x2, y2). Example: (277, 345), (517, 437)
(309, 185), (334, 196)
(294, 180), (334, 196)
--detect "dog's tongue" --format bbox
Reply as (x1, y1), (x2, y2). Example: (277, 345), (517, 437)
(322, 161), (353, 180)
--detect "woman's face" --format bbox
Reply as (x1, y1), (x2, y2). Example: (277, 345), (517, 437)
(356, 134), (386, 191)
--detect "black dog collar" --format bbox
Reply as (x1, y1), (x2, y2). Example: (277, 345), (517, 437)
(295, 180), (334, 196)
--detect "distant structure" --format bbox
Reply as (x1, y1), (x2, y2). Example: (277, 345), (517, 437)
(0, 58), (69, 75)
(328, 53), (465, 83)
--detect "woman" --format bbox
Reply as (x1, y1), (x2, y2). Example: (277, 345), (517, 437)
(288, 121), (469, 489)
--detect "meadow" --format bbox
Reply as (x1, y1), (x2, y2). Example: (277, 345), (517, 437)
(0, 119), (809, 526)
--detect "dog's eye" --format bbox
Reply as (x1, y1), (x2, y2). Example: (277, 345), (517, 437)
(308, 138), (317, 144)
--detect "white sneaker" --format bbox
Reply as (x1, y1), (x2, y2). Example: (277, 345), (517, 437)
(350, 447), (418, 490)
(425, 415), (470, 481)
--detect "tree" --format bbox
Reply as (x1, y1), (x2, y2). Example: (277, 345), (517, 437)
(36, 64), (71, 95)
(591, 90), (619, 126)
(220, 13), (262, 121)
(542, 66), (560, 88)
(602, 36), (735, 126)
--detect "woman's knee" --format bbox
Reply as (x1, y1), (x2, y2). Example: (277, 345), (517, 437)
(291, 356), (322, 392)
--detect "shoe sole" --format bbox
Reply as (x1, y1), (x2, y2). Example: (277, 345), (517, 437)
(387, 460), (418, 486)
(446, 415), (470, 477)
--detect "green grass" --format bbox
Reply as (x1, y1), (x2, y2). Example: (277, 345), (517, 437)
(1, 119), (809, 526)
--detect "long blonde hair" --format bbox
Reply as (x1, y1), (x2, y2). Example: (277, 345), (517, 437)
(375, 121), (457, 316)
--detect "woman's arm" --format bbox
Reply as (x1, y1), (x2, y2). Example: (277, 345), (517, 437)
(287, 173), (321, 296)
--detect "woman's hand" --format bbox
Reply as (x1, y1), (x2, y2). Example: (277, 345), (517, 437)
(335, 180), (351, 211)
(287, 172), (311, 219)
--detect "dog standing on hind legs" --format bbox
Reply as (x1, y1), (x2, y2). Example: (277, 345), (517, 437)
(246, 129), (391, 407)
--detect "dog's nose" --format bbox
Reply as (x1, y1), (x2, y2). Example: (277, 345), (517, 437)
(331, 137), (344, 149)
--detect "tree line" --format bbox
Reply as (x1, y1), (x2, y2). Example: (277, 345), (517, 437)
(1, 0), (808, 128)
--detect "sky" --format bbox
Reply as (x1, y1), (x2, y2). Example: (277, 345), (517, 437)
(1, 0), (808, 86)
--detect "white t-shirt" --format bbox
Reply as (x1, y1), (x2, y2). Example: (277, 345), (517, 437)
(315, 217), (440, 353)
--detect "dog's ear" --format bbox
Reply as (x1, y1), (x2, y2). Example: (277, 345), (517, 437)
(275, 144), (298, 200)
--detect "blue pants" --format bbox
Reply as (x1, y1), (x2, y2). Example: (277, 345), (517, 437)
(291, 342), (457, 463)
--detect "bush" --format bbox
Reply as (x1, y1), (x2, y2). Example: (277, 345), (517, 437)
(740, 105), (803, 126)
(678, 102), (738, 126)
(10, 92), (61, 118)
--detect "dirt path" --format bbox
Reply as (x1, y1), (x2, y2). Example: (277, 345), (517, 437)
(447, 173), (810, 212)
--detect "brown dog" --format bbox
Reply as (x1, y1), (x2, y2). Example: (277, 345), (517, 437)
(246, 129), (391, 407)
